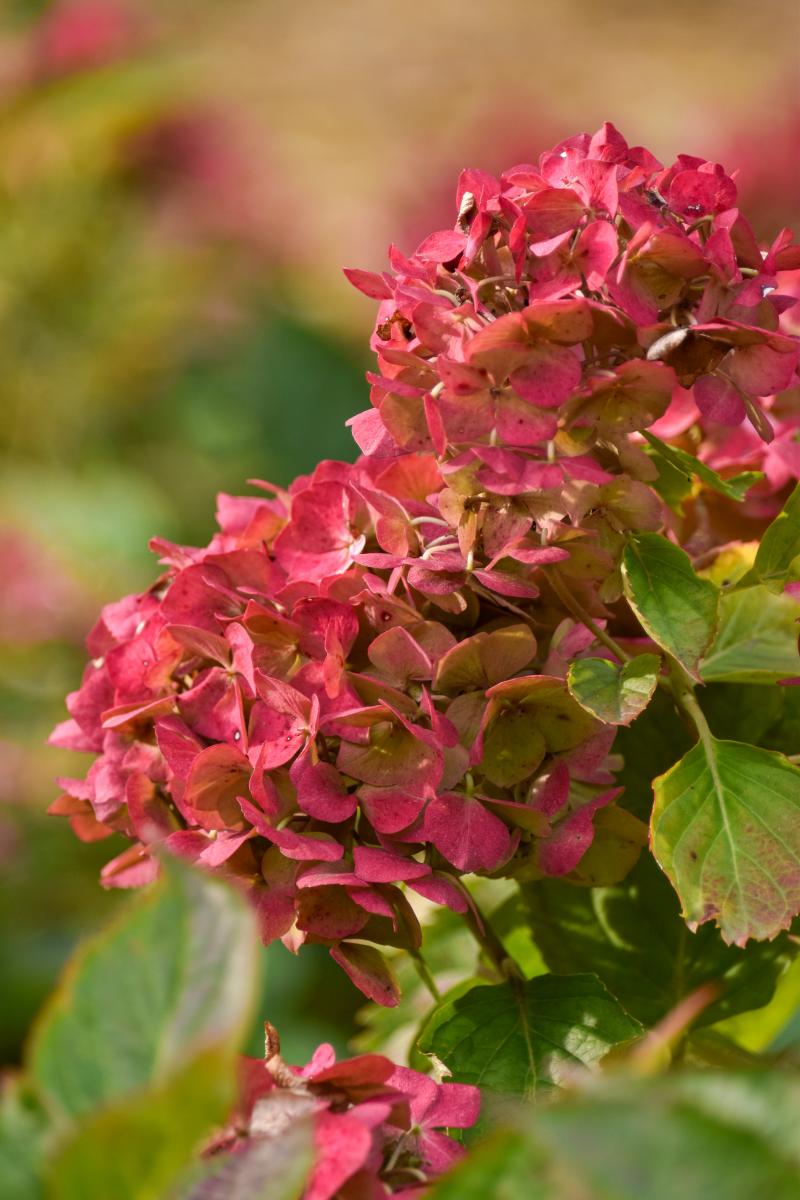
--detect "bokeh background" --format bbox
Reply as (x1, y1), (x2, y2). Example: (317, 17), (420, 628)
(2, 0), (799, 1069)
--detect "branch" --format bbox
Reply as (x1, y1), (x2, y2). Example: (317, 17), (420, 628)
(549, 570), (632, 663)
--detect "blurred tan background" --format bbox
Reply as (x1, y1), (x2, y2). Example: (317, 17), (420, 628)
(1, 0), (798, 1066)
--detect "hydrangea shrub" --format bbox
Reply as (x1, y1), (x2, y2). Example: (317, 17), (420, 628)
(47, 123), (800, 1197)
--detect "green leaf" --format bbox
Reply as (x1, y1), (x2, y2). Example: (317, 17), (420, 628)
(643, 432), (761, 511)
(567, 653), (660, 725)
(430, 1072), (800, 1200)
(427, 1129), (550, 1200)
(417, 974), (640, 1101)
(529, 1072), (800, 1200)
(715, 956), (800, 1052)
(489, 893), (547, 980)
(700, 586), (800, 684)
(647, 446), (697, 514)
(0, 1082), (47, 1200)
(29, 863), (258, 1123)
(45, 1051), (235, 1200)
(523, 855), (792, 1028)
(741, 481), (800, 593)
(652, 738), (800, 945)
(621, 533), (719, 678)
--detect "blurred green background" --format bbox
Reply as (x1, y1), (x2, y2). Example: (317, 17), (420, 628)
(1, 0), (798, 1070)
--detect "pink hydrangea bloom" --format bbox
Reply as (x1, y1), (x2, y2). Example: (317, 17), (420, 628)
(51, 123), (800, 1001)
(209, 1035), (479, 1199)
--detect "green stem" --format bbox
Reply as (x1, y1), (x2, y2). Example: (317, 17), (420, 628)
(459, 888), (521, 980)
(549, 570), (632, 663)
(411, 950), (441, 1001)
(665, 655), (714, 750)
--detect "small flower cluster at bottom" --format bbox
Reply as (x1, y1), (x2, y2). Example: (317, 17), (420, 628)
(208, 1028), (480, 1199)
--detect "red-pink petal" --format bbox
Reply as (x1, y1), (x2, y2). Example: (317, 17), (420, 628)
(353, 845), (430, 883)
(291, 758), (357, 823)
(342, 267), (393, 300)
(407, 872), (467, 912)
(305, 1111), (373, 1200)
(727, 339), (798, 397)
(423, 792), (511, 873)
(330, 942), (400, 1007)
(358, 786), (426, 834)
(510, 343), (582, 407)
(694, 375), (746, 425)
(415, 229), (467, 263)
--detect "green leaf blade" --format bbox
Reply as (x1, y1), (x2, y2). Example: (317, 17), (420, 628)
(523, 855), (792, 1028)
(0, 1083), (47, 1200)
(652, 738), (800, 945)
(643, 432), (762, 507)
(700, 585), (800, 684)
(567, 653), (660, 725)
(429, 1072), (800, 1200)
(418, 974), (641, 1101)
(45, 1050), (236, 1200)
(29, 864), (258, 1124)
(743, 482), (800, 593)
(622, 533), (719, 678)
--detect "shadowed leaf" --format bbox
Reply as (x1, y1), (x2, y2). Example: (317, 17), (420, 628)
(524, 855), (792, 1027)
(418, 974), (640, 1101)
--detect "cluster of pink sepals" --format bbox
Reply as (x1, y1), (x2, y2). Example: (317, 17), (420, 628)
(52, 122), (800, 1019)
(209, 1033), (478, 1199)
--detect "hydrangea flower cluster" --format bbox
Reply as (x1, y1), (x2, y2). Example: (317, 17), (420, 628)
(209, 1030), (479, 1199)
(52, 123), (800, 1004)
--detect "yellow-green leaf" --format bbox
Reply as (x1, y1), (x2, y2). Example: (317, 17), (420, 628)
(567, 653), (660, 725)
(652, 739), (800, 945)
(701, 586), (800, 684)
(45, 1051), (233, 1200)
(740, 482), (800, 593)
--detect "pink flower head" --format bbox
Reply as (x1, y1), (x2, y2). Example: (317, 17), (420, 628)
(219, 1039), (480, 1199)
(53, 123), (799, 1001)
